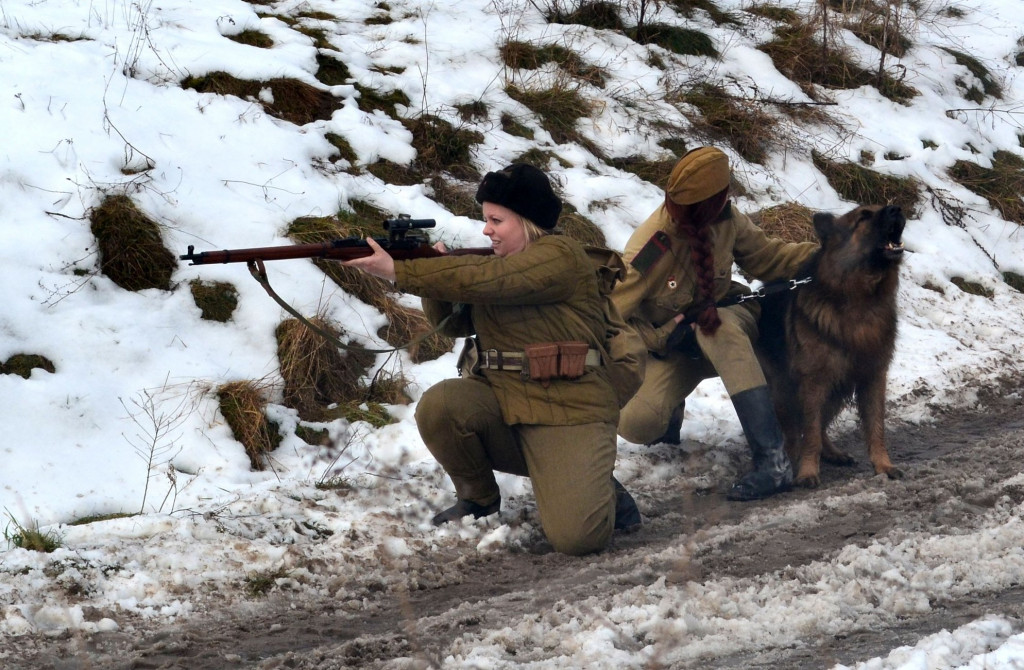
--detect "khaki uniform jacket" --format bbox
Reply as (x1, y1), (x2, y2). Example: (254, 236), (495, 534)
(394, 235), (619, 426)
(613, 203), (818, 355)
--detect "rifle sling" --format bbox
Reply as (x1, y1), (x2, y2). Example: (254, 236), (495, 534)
(247, 259), (452, 355)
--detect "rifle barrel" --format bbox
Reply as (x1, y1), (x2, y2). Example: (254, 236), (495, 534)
(180, 240), (493, 265)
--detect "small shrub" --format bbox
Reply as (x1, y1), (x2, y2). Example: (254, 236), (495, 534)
(941, 48), (1002, 101)
(629, 24), (718, 58)
(226, 29), (273, 48)
(679, 83), (779, 164)
(948, 150), (1024, 225)
(2, 353), (56, 378)
(189, 280), (238, 322)
(315, 53), (351, 86)
(951, 276), (994, 299)
(90, 195), (176, 292)
(217, 380), (282, 469)
(812, 151), (922, 216)
(749, 202), (816, 243)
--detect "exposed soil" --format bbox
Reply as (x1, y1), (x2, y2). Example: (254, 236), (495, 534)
(7, 379), (1024, 670)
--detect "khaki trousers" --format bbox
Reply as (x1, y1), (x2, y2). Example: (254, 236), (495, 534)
(618, 303), (766, 445)
(415, 377), (617, 555)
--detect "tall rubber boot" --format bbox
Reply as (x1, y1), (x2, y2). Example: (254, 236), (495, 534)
(646, 402), (685, 446)
(726, 386), (793, 501)
(612, 477), (642, 532)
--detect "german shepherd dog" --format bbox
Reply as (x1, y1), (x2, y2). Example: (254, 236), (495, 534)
(756, 205), (906, 488)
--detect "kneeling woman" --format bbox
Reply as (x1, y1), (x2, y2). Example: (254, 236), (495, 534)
(343, 164), (639, 555)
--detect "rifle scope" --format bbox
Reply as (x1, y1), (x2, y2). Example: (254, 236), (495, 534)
(383, 217), (436, 231)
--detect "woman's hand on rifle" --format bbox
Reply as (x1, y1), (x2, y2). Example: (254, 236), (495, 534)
(342, 237), (396, 281)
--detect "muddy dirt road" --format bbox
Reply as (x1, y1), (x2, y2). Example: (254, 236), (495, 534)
(6, 382), (1024, 669)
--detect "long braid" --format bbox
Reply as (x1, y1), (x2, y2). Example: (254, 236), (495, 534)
(665, 195), (723, 335)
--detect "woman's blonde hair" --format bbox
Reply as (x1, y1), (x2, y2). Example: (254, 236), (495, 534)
(519, 216), (549, 244)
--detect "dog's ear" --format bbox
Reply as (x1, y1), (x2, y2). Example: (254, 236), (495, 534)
(812, 212), (835, 241)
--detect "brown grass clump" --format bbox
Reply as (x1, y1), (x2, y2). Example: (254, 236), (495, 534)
(500, 41), (608, 88)
(608, 155), (678, 187)
(226, 29), (273, 49)
(182, 72), (341, 125)
(668, 0), (740, 24)
(315, 53), (350, 86)
(90, 195), (176, 292)
(743, 3), (799, 24)
(512, 148), (571, 170)
(324, 132), (358, 165)
(948, 150), (1024, 225)
(940, 47), (1002, 103)
(558, 209), (608, 248)
(678, 83), (779, 164)
(404, 114), (483, 181)
(760, 21), (916, 104)
(353, 83), (410, 117)
(276, 316), (373, 420)
(501, 112), (535, 140)
(428, 176), (479, 218)
(629, 24), (718, 58)
(506, 84), (598, 153)
(812, 151), (923, 216)
(217, 380), (282, 470)
(189, 280), (239, 322)
(2, 353), (56, 378)
(549, 1), (625, 31)
(286, 210), (456, 363)
(749, 202), (816, 243)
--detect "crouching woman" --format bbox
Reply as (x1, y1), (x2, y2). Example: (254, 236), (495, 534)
(343, 164), (639, 555)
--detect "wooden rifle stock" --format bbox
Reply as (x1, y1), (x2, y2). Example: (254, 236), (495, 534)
(179, 217), (494, 265)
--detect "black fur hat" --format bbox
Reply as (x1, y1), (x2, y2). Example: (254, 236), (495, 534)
(474, 163), (562, 229)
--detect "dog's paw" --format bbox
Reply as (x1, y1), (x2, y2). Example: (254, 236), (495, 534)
(794, 473), (821, 488)
(879, 465), (904, 480)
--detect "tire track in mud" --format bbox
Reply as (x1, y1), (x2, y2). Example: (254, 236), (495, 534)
(8, 384), (1024, 669)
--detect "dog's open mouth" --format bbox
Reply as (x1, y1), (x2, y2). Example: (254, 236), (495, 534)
(882, 240), (905, 258)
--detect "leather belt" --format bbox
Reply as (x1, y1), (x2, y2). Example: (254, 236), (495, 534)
(479, 348), (601, 371)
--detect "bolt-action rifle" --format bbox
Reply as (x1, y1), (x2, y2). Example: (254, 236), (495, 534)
(180, 216), (493, 354)
(179, 216), (493, 265)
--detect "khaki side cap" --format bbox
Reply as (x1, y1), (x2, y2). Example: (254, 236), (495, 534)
(666, 147), (730, 205)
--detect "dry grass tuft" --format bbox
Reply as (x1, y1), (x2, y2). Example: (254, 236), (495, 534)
(352, 83), (410, 117)
(549, 1), (625, 30)
(629, 24), (718, 57)
(324, 132), (358, 165)
(182, 72), (340, 125)
(948, 150), (1024, 225)
(506, 84), (599, 154)
(90, 194), (176, 292)
(315, 53), (350, 86)
(558, 209), (608, 248)
(668, 0), (740, 24)
(276, 316), (373, 420)
(189, 280), (238, 322)
(2, 353), (56, 378)
(404, 114), (484, 181)
(226, 29), (273, 48)
(501, 112), (535, 139)
(217, 380), (282, 470)
(678, 83), (780, 164)
(760, 21), (916, 104)
(377, 302), (455, 363)
(608, 155), (679, 187)
(749, 202), (816, 243)
(812, 151), (923, 216)
(940, 47), (1002, 103)
(428, 176), (479, 218)
(500, 40), (608, 88)
(744, 3), (799, 24)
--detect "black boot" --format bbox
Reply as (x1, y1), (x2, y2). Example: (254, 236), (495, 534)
(726, 386), (793, 501)
(646, 402), (684, 446)
(431, 497), (501, 526)
(612, 477), (642, 532)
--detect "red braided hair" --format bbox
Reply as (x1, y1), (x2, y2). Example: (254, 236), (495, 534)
(664, 188), (729, 336)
